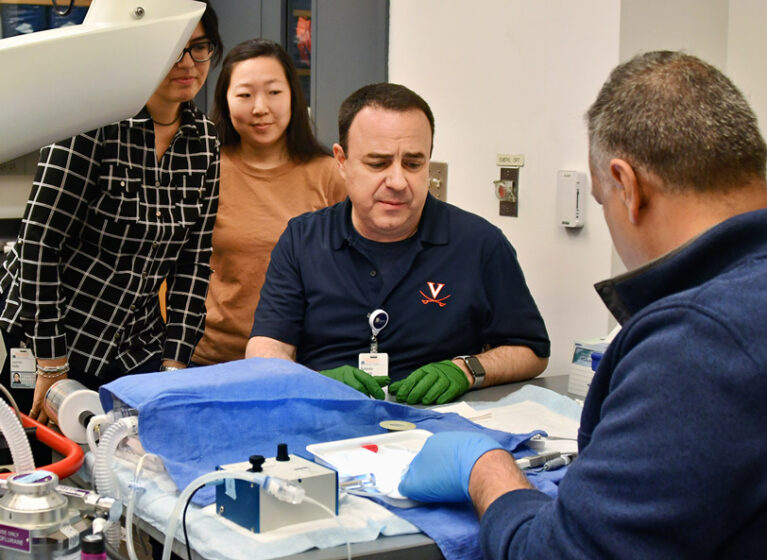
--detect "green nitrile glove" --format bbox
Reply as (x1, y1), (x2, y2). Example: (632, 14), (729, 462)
(319, 365), (390, 400)
(389, 360), (471, 405)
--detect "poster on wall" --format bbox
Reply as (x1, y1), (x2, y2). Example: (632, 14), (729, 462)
(286, 0), (312, 107)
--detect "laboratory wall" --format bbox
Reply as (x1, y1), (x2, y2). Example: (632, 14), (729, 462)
(388, 0), (767, 377)
(0, 152), (37, 219)
(727, 0), (767, 142)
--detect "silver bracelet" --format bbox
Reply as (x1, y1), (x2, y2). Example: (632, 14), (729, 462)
(37, 363), (70, 373)
(36, 364), (70, 379)
(160, 365), (180, 372)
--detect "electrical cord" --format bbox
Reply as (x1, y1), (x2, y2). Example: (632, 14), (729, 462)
(51, 0), (74, 17)
(182, 485), (204, 560)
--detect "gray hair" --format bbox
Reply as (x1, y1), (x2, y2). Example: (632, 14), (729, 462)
(586, 50), (766, 192)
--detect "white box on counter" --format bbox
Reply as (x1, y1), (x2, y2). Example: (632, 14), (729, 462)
(567, 338), (610, 398)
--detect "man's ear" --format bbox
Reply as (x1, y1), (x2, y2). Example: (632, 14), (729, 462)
(609, 158), (642, 225)
(332, 143), (347, 178)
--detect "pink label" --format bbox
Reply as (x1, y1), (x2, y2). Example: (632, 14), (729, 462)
(0, 523), (31, 553)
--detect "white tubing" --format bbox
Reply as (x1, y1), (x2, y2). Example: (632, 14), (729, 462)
(87, 408), (139, 456)
(162, 471), (268, 560)
(86, 413), (109, 455)
(302, 495), (352, 560)
(0, 399), (35, 473)
(94, 416), (139, 549)
(126, 452), (159, 560)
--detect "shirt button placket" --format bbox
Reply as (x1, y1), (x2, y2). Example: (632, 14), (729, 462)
(154, 179), (162, 226)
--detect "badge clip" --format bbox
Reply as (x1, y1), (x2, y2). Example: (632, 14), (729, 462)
(368, 309), (389, 355)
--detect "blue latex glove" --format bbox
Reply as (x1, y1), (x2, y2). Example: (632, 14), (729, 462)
(398, 431), (503, 502)
(389, 360), (470, 405)
(318, 365), (390, 400)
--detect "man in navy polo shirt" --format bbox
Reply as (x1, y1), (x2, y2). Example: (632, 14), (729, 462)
(246, 83), (549, 404)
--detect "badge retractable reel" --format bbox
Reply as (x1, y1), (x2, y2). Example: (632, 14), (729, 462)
(358, 309), (389, 376)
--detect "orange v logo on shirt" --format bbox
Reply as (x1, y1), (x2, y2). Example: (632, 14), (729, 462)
(420, 281), (451, 307)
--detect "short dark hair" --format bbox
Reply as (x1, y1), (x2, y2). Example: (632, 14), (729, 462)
(199, 0), (223, 67)
(337, 83), (435, 154)
(210, 39), (330, 161)
(587, 50), (767, 192)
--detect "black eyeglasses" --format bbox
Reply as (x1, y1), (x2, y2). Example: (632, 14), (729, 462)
(176, 41), (215, 63)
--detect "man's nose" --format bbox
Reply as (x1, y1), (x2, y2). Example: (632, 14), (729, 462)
(386, 163), (408, 189)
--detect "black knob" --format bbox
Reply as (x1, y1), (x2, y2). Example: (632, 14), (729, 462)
(81, 533), (105, 554)
(276, 443), (290, 462)
(249, 455), (265, 472)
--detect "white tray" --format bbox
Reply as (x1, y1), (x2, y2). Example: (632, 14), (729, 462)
(306, 429), (433, 508)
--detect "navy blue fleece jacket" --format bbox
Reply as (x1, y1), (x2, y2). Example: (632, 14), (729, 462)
(481, 208), (767, 559)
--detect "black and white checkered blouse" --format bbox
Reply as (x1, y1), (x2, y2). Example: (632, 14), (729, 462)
(0, 102), (219, 377)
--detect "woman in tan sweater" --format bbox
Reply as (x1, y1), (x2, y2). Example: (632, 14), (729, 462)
(192, 39), (345, 365)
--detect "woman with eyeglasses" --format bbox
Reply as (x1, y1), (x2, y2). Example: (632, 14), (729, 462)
(191, 39), (345, 366)
(0, 2), (222, 423)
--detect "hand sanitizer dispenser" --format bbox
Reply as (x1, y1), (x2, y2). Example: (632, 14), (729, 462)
(557, 171), (586, 228)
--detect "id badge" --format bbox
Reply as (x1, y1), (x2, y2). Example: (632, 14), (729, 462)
(10, 347), (36, 389)
(359, 352), (389, 376)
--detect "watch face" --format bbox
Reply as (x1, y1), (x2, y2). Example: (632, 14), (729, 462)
(465, 356), (485, 376)
(463, 356), (485, 389)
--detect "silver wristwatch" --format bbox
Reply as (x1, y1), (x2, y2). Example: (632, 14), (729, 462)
(454, 355), (486, 389)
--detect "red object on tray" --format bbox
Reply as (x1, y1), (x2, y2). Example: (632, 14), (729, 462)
(0, 412), (84, 480)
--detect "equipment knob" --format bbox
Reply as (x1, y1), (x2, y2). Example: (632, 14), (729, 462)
(276, 443), (290, 462)
(248, 455), (265, 472)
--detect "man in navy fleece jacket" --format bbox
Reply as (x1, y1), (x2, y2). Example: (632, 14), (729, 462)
(398, 51), (767, 558)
